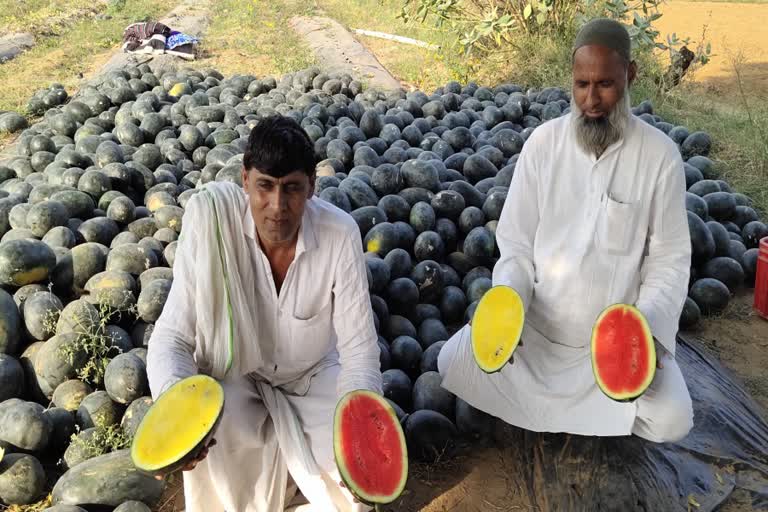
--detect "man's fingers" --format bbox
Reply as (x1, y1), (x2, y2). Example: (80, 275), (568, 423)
(154, 444), (215, 478)
(339, 482), (360, 503)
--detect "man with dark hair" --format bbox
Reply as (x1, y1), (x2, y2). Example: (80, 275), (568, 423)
(438, 18), (694, 442)
(147, 115), (381, 511)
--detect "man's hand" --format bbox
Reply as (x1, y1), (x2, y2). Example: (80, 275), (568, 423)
(154, 438), (217, 481)
(338, 480), (360, 504)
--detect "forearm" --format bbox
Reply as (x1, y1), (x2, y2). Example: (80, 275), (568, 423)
(146, 198), (201, 399)
(635, 242), (690, 357)
(334, 281), (383, 397)
(635, 161), (691, 357)
(492, 252), (536, 312)
(333, 232), (384, 398)
(335, 323), (383, 398)
(146, 322), (198, 400)
(491, 148), (538, 312)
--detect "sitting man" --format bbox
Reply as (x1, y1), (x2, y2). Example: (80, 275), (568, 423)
(146, 115), (381, 512)
(438, 18), (694, 443)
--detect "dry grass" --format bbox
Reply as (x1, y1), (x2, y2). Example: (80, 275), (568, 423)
(311, 0), (459, 91)
(674, 0), (768, 3)
(0, 494), (52, 512)
(156, 472), (185, 512)
(640, 78), (768, 216)
(0, 0), (176, 114)
(185, 0), (315, 79)
(0, 0), (103, 34)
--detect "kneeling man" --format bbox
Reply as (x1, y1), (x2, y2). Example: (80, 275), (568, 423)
(147, 116), (381, 511)
(439, 18), (694, 443)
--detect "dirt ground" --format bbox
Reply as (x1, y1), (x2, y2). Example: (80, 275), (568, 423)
(383, 293), (768, 512)
(155, 292), (768, 512)
(656, 1), (768, 97)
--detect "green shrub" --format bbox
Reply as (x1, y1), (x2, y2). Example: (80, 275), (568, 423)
(398, 0), (710, 91)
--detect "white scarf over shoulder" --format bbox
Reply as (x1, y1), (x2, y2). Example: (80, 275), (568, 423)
(167, 182), (341, 509)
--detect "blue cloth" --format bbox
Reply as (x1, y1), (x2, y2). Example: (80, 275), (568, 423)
(166, 32), (200, 50)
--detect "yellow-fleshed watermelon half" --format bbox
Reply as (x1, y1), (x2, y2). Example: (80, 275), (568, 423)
(131, 374), (224, 475)
(591, 304), (656, 402)
(471, 285), (525, 373)
(334, 389), (408, 507)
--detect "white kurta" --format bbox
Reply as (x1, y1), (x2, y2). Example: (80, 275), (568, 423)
(146, 181), (382, 511)
(440, 113), (694, 438)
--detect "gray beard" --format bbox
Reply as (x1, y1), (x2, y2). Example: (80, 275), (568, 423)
(570, 90), (631, 158)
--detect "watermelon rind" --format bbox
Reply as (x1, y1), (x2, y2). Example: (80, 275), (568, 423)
(333, 389), (408, 505)
(470, 285), (525, 374)
(130, 374), (224, 475)
(590, 304), (656, 402)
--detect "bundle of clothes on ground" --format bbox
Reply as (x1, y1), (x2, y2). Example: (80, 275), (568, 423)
(122, 21), (200, 60)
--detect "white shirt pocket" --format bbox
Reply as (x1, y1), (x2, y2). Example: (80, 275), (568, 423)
(285, 300), (334, 364)
(597, 195), (639, 256)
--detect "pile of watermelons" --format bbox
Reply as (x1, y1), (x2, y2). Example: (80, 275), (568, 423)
(0, 63), (765, 509)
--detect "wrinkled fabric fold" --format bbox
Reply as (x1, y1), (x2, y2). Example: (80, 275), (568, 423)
(147, 181), (380, 511)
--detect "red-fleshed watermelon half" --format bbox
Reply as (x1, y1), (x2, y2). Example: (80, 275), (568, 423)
(590, 304), (656, 402)
(333, 389), (408, 506)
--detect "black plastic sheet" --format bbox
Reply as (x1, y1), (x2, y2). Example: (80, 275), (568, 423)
(492, 334), (768, 511)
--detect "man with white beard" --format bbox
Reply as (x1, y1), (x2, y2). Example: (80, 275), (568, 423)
(437, 18), (694, 442)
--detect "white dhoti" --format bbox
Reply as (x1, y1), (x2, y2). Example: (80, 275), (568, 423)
(438, 324), (694, 443)
(181, 364), (370, 512)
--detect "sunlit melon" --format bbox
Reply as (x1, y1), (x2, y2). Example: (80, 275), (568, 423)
(131, 375), (224, 474)
(591, 304), (656, 402)
(470, 285), (525, 373)
(333, 389), (408, 506)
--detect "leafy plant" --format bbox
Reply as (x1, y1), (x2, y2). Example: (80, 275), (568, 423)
(397, 0), (711, 91)
(65, 423), (131, 462)
(3, 494), (53, 512)
(398, 0), (581, 55)
(61, 294), (137, 387)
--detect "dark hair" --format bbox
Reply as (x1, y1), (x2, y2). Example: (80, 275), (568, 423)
(243, 115), (315, 177)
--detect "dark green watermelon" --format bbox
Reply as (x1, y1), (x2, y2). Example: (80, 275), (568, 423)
(689, 278), (730, 315)
(382, 368), (412, 411)
(413, 371), (455, 419)
(410, 202), (436, 233)
(687, 211), (715, 264)
(700, 257), (744, 293)
(404, 409), (457, 462)
(742, 221), (768, 249)
(0, 239), (57, 287)
(703, 192), (736, 221)
(51, 449), (164, 508)
(742, 249), (758, 287)
(706, 221), (731, 257)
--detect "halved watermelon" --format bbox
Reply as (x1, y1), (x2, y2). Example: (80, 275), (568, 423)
(591, 304), (656, 402)
(470, 285), (525, 373)
(333, 390), (408, 506)
(130, 375), (224, 475)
